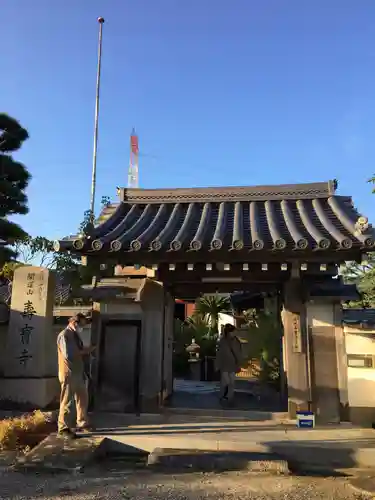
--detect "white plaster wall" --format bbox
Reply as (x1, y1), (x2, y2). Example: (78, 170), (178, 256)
(345, 328), (375, 355)
(347, 366), (375, 407)
(345, 326), (375, 408)
(218, 313), (235, 334)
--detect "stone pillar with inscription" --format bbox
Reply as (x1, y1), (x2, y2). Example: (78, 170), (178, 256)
(0, 266), (59, 408)
(282, 279), (310, 418)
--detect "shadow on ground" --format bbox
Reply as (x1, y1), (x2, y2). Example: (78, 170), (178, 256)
(265, 439), (375, 472)
(89, 423), (294, 436)
(99, 439), (364, 476)
(10, 432), (369, 480)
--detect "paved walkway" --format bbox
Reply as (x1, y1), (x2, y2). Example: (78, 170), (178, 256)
(168, 378), (285, 412)
(13, 411), (375, 474)
(90, 412), (375, 470)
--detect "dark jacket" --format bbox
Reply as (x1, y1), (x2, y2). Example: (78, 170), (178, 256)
(216, 335), (242, 373)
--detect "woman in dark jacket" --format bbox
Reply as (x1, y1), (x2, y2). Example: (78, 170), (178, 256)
(216, 324), (242, 405)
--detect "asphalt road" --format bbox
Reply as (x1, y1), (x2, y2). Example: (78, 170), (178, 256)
(0, 466), (371, 500)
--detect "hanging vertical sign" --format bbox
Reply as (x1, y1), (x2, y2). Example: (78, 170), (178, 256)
(292, 313), (302, 353)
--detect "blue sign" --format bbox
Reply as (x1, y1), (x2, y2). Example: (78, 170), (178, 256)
(296, 411), (315, 428)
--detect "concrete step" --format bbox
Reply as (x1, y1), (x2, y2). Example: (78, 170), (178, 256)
(164, 407), (290, 421)
(14, 433), (107, 472)
(91, 416), (375, 472)
(147, 448), (289, 474)
(99, 432), (375, 472)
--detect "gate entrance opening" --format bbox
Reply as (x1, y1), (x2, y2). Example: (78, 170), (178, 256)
(170, 288), (287, 414)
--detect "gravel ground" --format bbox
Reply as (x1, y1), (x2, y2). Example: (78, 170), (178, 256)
(0, 466), (371, 500)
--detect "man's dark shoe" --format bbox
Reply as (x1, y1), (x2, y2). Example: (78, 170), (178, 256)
(58, 428), (77, 439)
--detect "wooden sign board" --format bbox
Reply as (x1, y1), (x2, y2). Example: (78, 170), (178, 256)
(292, 313), (302, 353)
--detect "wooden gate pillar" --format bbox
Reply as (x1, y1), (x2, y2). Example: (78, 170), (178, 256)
(282, 279), (310, 418)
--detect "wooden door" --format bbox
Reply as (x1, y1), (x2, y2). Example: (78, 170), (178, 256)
(96, 321), (141, 413)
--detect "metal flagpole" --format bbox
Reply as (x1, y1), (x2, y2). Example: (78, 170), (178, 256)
(90, 16), (105, 217)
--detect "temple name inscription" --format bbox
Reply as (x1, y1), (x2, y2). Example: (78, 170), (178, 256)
(4, 266), (53, 378)
(18, 271), (38, 366)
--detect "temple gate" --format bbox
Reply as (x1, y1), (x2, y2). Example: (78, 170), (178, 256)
(54, 179), (375, 423)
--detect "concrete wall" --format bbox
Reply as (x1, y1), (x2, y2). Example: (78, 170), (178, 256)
(344, 324), (375, 425)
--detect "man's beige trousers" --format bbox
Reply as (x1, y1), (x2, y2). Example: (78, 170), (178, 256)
(58, 374), (89, 432)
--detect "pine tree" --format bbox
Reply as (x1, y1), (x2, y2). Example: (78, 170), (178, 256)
(341, 177), (375, 308)
(0, 114), (31, 263)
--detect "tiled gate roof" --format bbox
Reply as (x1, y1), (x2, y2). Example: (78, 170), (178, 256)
(54, 180), (375, 257)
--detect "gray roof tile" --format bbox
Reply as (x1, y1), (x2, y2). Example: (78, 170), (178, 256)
(55, 180), (375, 256)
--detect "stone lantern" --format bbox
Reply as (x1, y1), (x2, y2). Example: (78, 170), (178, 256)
(186, 338), (201, 381)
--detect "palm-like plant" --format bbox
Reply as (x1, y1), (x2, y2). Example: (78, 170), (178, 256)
(185, 314), (210, 340)
(195, 295), (232, 337)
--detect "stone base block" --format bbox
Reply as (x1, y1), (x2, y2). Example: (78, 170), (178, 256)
(0, 377), (59, 410)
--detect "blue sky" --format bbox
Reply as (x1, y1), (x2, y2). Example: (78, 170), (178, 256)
(3, 0), (375, 240)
